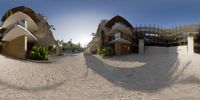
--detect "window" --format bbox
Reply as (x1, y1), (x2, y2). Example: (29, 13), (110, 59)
(115, 33), (121, 39)
(17, 20), (27, 29)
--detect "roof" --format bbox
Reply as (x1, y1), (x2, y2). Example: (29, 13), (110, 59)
(105, 15), (133, 29)
(1, 6), (39, 23)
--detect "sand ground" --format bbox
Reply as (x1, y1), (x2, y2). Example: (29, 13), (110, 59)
(0, 53), (200, 100)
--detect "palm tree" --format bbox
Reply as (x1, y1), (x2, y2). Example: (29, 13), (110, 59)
(57, 40), (64, 46)
(39, 13), (48, 21)
(49, 25), (56, 30)
(91, 32), (96, 37)
(39, 13), (56, 31)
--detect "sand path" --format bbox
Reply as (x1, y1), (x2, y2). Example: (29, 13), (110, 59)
(0, 53), (200, 100)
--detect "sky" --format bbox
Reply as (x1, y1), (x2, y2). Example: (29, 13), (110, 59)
(1, 0), (200, 46)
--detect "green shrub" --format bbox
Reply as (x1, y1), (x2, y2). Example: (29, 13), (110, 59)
(97, 46), (114, 57)
(189, 33), (194, 37)
(28, 45), (49, 60)
(48, 45), (56, 55)
(97, 46), (103, 55)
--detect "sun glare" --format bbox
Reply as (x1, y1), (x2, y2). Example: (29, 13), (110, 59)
(51, 11), (109, 46)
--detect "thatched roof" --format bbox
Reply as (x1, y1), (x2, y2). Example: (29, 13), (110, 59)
(105, 15), (133, 29)
(1, 6), (39, 23)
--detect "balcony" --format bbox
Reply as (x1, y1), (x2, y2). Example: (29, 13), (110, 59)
(2, 12), (38, 33)
(2, 24), (38, 42)
(107, 22), (132, 36)
(109, 32), (131, 44)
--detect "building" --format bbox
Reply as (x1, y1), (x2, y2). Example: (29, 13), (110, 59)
(87, 15), (135, 55)
(87, 15), (200, 55)
(0, 6), (60, 59)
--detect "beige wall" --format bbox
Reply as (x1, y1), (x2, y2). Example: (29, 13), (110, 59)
(2, 35), (27, 59)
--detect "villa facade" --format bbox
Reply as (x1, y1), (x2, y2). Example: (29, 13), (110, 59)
(87, 16), (135, 55)
(87, 15), (200, 55)
(0, 6), (60, 59)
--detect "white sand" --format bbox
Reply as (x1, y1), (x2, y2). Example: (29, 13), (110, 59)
(0, 53), (200, 100)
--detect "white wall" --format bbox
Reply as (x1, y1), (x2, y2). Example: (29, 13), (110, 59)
(2, 12), (38, 33)
(145, 46), (188, 54)
(143, 37), (194, 55)
(188, 37), (194, 55)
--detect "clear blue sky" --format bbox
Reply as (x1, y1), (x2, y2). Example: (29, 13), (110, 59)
(1, 0), (200, 46)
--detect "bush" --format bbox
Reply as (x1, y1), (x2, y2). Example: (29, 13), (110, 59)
(48, 45), (56, 55)
(28, 45), (49, 60)
(97, 46), (114, 57)
(189, 33), (194, 37)
(97, 46), (103, 55)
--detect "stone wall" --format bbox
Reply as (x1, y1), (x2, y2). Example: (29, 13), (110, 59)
(2, 35), (27, 59)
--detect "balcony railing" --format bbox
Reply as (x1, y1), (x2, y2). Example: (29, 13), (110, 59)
(3, 21), (29, 37)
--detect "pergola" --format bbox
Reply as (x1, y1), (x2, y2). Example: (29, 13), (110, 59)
(134, 25), (189, 47)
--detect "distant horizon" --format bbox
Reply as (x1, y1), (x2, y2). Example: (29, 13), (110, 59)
(1, 0), (200, 46)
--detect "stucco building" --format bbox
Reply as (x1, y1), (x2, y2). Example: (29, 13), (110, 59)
(87, 15), (200, 55)
(87, 15), (135, 55)
(0, 6), (60, 59)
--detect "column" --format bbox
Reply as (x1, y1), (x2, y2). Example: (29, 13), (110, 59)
(139, 39), (144, 54)
(188, 36), (194, 55)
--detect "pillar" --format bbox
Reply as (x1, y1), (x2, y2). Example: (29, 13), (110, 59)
(139, 39), (144, 54)
(188, 36), (194, 55)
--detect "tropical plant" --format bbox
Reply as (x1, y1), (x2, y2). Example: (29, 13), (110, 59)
(91, 32), (96, 37)
(97, 46), (114, 57)
(48, 45), (57, 55)
(49, 25), (56, 30)
(189, 33), (194, 37)
(61, 40), (84, 52)
(97, 46), (103, 55)
(28, 45), (49, 60)
(38, 13), (48, 20)
(38, 13), (56, 31)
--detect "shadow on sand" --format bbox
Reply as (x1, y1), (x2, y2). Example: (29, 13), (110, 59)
(84, 53), (200, 92)
(0, 80), (66, 91)
(0, 53), (27, 62)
